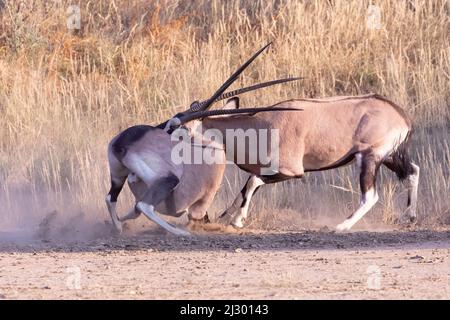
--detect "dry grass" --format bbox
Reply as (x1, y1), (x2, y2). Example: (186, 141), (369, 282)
(0, 0), (449, 230)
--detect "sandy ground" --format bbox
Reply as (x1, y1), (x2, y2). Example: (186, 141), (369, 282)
(0, 221), (449, 300)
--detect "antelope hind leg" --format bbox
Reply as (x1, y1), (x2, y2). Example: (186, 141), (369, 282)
(336, 152), (380, 231)
(231, 175), (265, 228)
(106, 175), (127, 233)
(106, 195), (123, 233)
(403, 163), (420, 223)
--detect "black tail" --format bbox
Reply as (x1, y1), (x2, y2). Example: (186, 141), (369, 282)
(386, 131), (415, 181)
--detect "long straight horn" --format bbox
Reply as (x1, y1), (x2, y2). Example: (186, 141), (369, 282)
(192, 43), (272, 112)
(191, 77), (303, 111)
(178, 106), (302, 125)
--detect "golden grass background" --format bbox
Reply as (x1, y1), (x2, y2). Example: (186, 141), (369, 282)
(0, 0), (448, 231)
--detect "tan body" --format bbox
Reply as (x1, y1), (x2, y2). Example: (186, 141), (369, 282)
(206, 94), (408, 173)
(106, 126), (225, 236)
(125, 132), (225, 218)
(198, 94), (419, 230)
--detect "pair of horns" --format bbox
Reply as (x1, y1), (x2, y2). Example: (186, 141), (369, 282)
(189, 77), (302, 112)
(165, 106), (302, 134)
(160, 42), (303, 133)
(189, 43), (301, 112)
(194, 42), (272, 112)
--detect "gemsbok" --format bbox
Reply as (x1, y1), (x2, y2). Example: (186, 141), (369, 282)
(191, 94), (420, 231)
(105, 43), (301, 235)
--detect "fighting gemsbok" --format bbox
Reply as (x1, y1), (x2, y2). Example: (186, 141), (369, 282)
(105, 43), (302, 235)
(193, 94), (419, 231)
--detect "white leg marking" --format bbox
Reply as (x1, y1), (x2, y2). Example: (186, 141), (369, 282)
(105, 195), (123, 233)
(137, 202), (191, 236)
(231, 176), (265, 228)
(405, 163), (420, 220)
(355, 153), (362, 169)
(336, 187), (379, 231)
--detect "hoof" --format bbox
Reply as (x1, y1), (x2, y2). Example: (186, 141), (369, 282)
(336, 222), (351, 232)
(398, 213), (417, 225)
(231, 217), (245, 229)
(112, 224), (123, 235)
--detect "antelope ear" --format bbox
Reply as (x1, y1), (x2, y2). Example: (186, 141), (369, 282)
(222, 97), (240, 110)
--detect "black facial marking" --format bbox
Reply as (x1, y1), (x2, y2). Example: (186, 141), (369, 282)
(112, 125), (154, 159)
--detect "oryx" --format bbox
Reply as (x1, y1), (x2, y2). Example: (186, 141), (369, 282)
(190, 94), (420, 231)
(105, 43), (301, 236)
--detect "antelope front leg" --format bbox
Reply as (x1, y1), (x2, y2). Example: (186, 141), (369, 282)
(106, 194), (123, 233)
(231, 175), (265, 228)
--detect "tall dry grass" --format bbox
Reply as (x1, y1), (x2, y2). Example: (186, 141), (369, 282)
(0, 0), (449, 231)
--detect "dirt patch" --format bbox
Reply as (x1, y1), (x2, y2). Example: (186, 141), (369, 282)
(0, 225), (449, 299)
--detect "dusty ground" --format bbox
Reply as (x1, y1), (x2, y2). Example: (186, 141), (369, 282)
(0, 220), (449, 300)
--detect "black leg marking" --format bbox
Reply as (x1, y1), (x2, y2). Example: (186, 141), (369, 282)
(383, 157), (415, 208)
(108, 176), (126, 202)
(359, 152), (380, 195)
(219, 176), (251, 218)
(240, 183), (264, 208)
